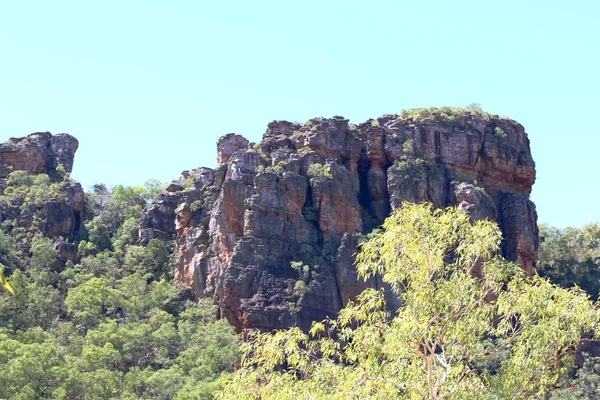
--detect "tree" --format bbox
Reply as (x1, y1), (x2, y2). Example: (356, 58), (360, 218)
(537, 223), (600, 299)
(85, 185), (147, 252)
(219, 203), (600, 400)
(142, 179), (166, 202)
(0, 177), (241, 398)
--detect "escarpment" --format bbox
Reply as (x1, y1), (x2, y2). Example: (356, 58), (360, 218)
(140, 108), (538, 333)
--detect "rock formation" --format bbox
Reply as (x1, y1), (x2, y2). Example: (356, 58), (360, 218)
(0, 132), (84, 264)
(0, 132), (78, 186)
(140, 108), (538, 332)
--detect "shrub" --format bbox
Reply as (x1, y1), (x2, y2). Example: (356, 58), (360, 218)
(307, 163), (332, 179)
(6, 170), (33, 187)
(274, 161), (286, 174)
(493, 126), (507, 138)
(189, 199), (204, 212)
(56, 163), (68, 179)
(293, 280), (308, 297)
(398, 105), (494, 123)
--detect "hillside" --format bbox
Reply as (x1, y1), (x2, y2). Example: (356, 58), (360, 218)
(8, 108), (597, 399)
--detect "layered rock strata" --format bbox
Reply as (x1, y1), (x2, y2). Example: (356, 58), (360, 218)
(140, 110), (538, 332)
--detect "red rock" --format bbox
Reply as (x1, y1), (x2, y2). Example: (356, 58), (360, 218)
(141, 110), (539, 332)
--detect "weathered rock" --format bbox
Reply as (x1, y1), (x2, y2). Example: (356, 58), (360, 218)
(138, 191), (183, 244)
(217, 134), (249, 165)
(54, 240), (78, 265)
(452, 182), (497, 222)
(0, 133), (84, 263)
(142, 109), (539, 332)
(0, 132), (78, 184)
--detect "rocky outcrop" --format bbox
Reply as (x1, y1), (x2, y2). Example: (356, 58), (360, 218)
(140, 108), (538, 332)
(0, 132), (78, 186)
(0, 132), (84, 264)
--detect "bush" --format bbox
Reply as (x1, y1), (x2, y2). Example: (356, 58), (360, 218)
(398, 105), (494, 123)
(293, 280), (308, 297)
(273, 161), (286, 174)
(307, 163), (332, 179)
(493, 126), (507, 138)
(6, 170), (33, 187)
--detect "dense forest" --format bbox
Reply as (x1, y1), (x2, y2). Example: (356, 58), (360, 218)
(0, 173), (239, 399)
(1, 170), (600, 398)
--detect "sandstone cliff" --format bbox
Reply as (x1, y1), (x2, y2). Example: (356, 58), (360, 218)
(0, 132), (84, 265)
(141, 107), (538, 332)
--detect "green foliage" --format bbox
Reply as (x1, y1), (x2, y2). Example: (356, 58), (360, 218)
(28, 235), (59, 286)
(0, 299), (239, 399)
(355, 227), (384, 245)
(320, 240), (338, 264)
(142, 179), (166, 202)
(290, 260), (317, 297)
(484, 125), (509, 140)
(190, 198), (204, 212)
(298, 243), (316, 257)
(183, 173), (199, 192)
(220, 203), (600, 399)
(393, 139), (429, 187)
(6, 170), (33, 187)
(493, 126), (507, 138)
(1, 171), (70, 218)
(0, 182), (241, 399)
(465, 102), (483, 111)
(0, 230), (21, 271)
(307, 163), (332, 179)
(398, 105), (494, 123)
(85, 185), (147, 252)
(537, 223), (600, 299)
(0, 270), (62, 331)
(293, 280), (308, 296)
(548, 353), (600, 399)
(273, 161), (286, 174)
(56, 163), (68, 180)
(291, 261), (310, 282)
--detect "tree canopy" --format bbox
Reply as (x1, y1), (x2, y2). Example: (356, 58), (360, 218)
(537, 223), (600, 299)
(219, 203), (600, 399)
(0, 178), (240, 399)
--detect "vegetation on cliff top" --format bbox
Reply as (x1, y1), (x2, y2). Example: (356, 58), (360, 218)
(397, 104), (501, 124)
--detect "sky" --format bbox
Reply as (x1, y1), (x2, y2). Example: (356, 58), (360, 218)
(0, 0), (598, 228)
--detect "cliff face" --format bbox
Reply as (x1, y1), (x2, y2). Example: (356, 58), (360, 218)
(0, 132), (78, 185)
(140, 109), (538, 332)
(0, 132), (84, 264)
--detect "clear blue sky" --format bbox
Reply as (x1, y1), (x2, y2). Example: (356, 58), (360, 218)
(1, 1), (598, 228)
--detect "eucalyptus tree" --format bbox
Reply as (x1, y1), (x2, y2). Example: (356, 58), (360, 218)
(220, 203), (600, 400)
